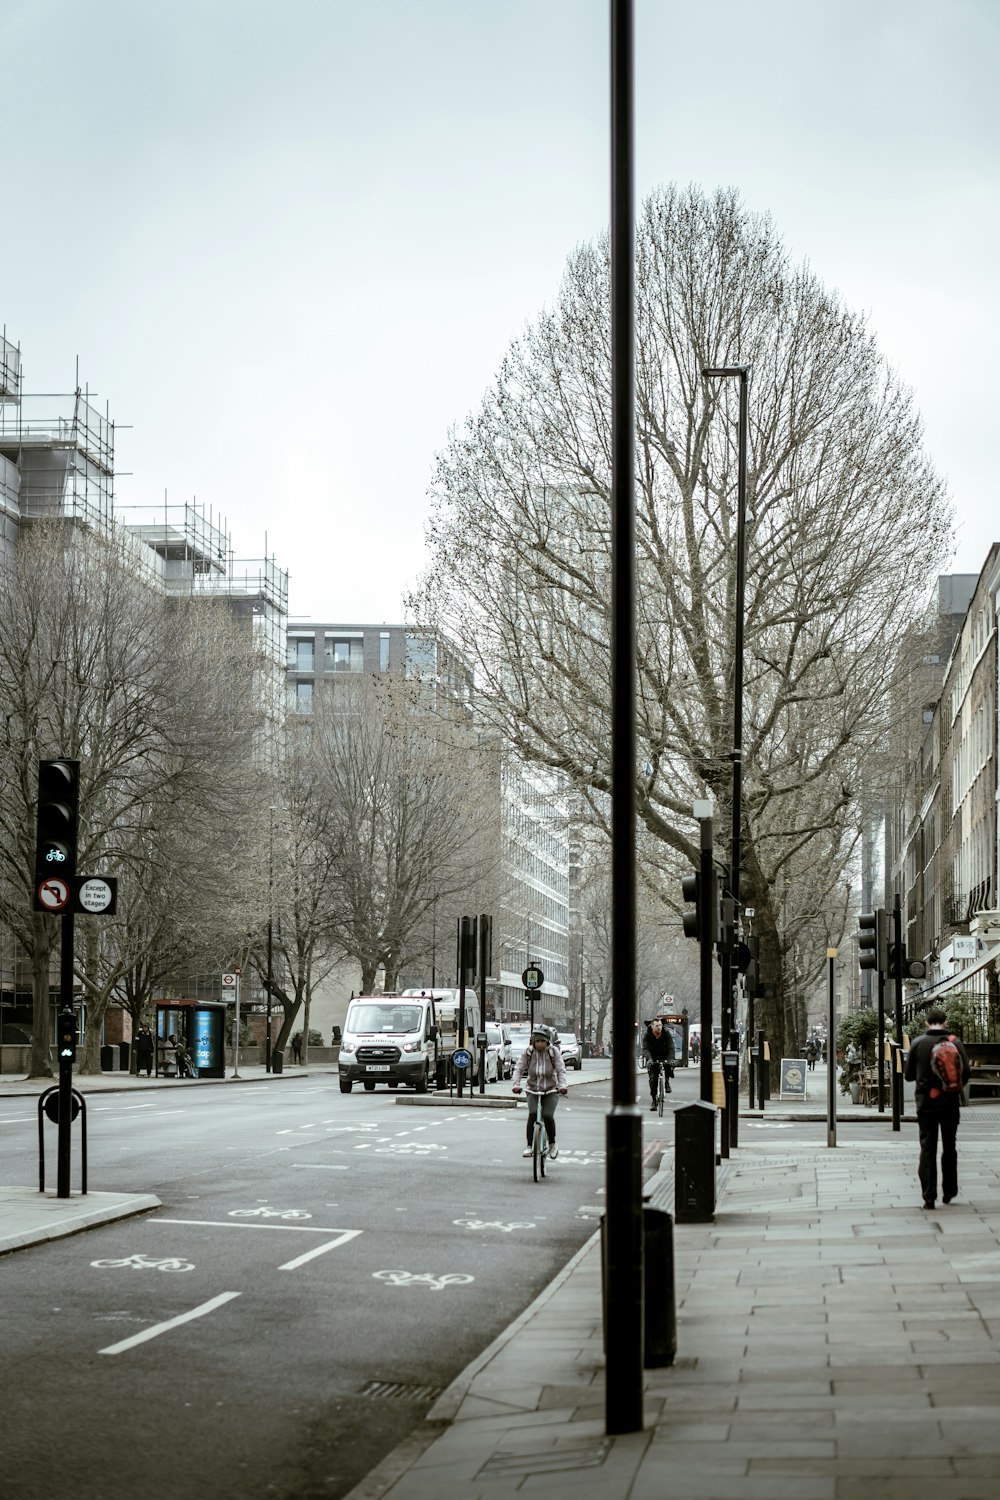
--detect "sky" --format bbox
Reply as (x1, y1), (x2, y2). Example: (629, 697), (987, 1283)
(2, 0), (997, 622)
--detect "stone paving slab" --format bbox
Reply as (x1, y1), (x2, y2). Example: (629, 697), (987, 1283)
(346, 1136), (1000, 1500)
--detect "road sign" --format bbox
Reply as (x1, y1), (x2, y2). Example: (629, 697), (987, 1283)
(75, 876), (118, 915)
(452, 1048), (472, 1069)
(522, 966), (544, 991)
(37, 877), (70, 913)
(221, 973), (237, 988)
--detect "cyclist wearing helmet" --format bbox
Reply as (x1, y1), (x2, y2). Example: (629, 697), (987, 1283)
(511, 1025), (568, 1159)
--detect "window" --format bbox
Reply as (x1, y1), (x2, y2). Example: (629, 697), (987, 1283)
(325, 636), (363, 672)
(288, 637), (314, 671)
(295, 681), (313, 713)
(379, 632), (390, 671)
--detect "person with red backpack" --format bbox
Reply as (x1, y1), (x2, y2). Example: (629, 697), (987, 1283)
(904, 1006), (970, 1210)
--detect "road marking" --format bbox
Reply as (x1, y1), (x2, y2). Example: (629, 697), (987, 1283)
(98, 1292), (241, 1355)
(156, 1219), (354, 1234)
(292, 1162), (349, 1170)
(372, 1270), (473, 1291)
(278, 1229), (362, 1269)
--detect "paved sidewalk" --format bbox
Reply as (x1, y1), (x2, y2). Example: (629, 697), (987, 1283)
(349, 1133), (1000, 1500)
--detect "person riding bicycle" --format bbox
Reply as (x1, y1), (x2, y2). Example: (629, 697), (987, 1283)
(511, 1025), (568, 1160)
(641, 1017), (675, 1109)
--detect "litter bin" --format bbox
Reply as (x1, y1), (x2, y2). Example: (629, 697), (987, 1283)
(100, 1044), (117, 1072)
(272, 1049), (284, 1074)
(600, 1205), (677, 1367)
(674, 1099), (716, 1223)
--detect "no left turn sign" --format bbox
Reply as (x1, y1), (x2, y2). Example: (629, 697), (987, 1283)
(37, 877), (70, 912)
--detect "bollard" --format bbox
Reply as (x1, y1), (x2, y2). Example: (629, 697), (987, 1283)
(674, 1100), (716, 1223)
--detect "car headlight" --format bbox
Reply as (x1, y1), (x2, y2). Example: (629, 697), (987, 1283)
(340, 1041), (355, 1054)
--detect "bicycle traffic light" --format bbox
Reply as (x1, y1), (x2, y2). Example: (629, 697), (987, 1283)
(57, 1008), (77, 1062)
(35, 759), (79, 885)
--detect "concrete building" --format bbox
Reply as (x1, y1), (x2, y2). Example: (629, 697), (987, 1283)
(285, 619), (571, 1027)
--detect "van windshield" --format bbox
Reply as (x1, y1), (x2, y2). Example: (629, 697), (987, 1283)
(347, 1004), (424, 1034)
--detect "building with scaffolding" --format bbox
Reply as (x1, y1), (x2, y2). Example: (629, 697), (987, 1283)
(0, 326), (289, 1058)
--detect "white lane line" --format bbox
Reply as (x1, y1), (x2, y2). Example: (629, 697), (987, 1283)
(98, 1292), (241, 1355)
(292, 1163), (349, 1170)
(156, 1219), (351, 1233)
(278, 1229), (362, 1270)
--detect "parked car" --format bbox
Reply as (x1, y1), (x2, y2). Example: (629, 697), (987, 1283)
(507, 1027), (532, 1067)
(483, 1022), (512, 1083)
(557, 1032), (583, 1070)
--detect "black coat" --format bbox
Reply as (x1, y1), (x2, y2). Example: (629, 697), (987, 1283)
(642, 1027), (675, 1064)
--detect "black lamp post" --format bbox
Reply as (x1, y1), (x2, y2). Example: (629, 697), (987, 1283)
(701, 365), (749, 1054)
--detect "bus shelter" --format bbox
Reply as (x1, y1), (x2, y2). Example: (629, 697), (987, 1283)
(154, 1000), (227, 1079)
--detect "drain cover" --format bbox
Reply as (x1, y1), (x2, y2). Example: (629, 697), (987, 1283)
(358, 1380), (444, 1403)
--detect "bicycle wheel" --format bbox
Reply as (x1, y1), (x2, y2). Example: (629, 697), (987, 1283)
(532, 1121), (542, 1182)
(657, 1067), (665, 1117)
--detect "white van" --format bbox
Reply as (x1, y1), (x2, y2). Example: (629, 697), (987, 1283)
(338, 989), (480, 1094)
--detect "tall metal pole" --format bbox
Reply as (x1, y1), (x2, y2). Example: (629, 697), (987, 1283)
(57, 910), (74, 1198)
(892, 894), (903, 1131)
(826, 948), (837, 1147)
(699, 814), (715, 1104)
(702, 367), (749, 1052)
(605, 0), (643, 1436)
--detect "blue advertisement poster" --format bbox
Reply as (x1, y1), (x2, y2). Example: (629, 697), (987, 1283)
(192, 1008), (222, 1073)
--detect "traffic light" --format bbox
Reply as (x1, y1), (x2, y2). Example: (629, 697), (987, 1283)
(858, 911), (879, 971)
(681, 869), (718, 942)
(57, 1008), (77, 1062)
(888, 944), (927, 981)
(682, 871), (701, 940)
(35, 759), (79, 885)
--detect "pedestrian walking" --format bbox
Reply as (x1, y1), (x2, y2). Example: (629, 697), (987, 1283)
(134, 1025), (154, 1077)
(641, 1017), (675, 1108)
(291, 1032), (303, 1064)
(904, 1006), (970, 1210)
(805, 1040), (817, 1072)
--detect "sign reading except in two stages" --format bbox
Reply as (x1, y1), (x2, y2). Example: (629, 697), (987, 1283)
(77, 877), (117, 914)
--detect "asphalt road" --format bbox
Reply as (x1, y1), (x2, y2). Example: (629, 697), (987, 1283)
(0, 1071), (619, 1500)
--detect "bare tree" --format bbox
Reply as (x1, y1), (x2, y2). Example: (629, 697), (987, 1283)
(311, 673), (502, 993)
(416, 185), (952, 1061)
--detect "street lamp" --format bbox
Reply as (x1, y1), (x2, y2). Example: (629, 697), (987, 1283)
(701, 364), (750, 1056)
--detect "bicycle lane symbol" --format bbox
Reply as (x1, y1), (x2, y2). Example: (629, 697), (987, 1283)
(91, 1254), (195, 1272)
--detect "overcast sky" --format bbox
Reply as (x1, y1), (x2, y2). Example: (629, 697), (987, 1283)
(2, 0), (997, 621)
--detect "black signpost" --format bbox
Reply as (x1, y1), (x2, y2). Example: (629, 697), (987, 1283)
(522, 965), (543, 1030)
(33, 759), (118, 1199)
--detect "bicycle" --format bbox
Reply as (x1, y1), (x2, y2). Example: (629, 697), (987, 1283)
(530, 1089), (549, 1180)
(651, 1059), (666, 1117)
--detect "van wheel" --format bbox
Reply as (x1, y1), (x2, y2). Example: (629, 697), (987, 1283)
(339, 1080), (353, 1094)
(415, 1067), (429, 1094)
(364, 1082), (376, 1092)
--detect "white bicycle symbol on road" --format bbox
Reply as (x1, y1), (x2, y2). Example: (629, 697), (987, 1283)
(372, 1270), (474, 1292)
(91, 1254), (195, 1272)
(453, 1218), (535, 1233)
(228, 1207), (313, 1220)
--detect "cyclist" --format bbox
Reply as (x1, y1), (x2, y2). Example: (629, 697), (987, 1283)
(511, 1025), (567, 1159)
(641, 1017), (675, 1109)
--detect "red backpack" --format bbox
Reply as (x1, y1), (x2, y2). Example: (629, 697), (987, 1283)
(929, 1034), (964, 1098)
